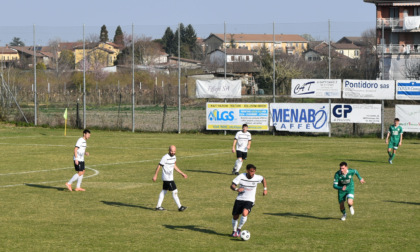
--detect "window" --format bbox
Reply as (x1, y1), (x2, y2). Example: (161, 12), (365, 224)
(308, 57), (312, 61)
(231, 55), (234, 61)
(355, 50), (360, 56)
(246, 55), (250, 61)
(415, 7), (420, 16)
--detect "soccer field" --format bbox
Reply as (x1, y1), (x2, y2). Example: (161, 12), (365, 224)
(0, 125), (418, 251)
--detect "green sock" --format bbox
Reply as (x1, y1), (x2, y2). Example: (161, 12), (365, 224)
(388, 151), (392, 158)
(390, 153), (396, 161)
(341, 209), (346, 215)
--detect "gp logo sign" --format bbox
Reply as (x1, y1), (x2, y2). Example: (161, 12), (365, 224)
(332, 105), (352, 118)
(270, 103), (330, 132)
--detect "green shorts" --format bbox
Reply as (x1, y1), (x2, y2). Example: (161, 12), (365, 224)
(388, 140), (399, 150)
(338, 190), (354, 203)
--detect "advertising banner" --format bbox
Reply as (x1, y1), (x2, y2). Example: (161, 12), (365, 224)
(396, 80), (420, 100)
(331, 104), (381, 124)
(196, 79), (241, 99)
(343, 79), (395, 100)
(395, 105), (420, 132)
(206, 103), (269, 131)
(291, 79), (341, 98)
(270, 103), (330, 132)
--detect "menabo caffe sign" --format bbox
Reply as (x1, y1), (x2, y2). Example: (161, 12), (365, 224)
(343, 79), (395, 100)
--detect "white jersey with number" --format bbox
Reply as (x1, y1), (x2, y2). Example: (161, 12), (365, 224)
(159, 153), (176, 181)
(235, 131), (252, 152)
(232, 173), (263, 203)
(74, 137), (87, 162)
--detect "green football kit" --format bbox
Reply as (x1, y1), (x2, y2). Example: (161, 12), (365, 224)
(388, 125), (403, 150)
(333, 169), (363, 203)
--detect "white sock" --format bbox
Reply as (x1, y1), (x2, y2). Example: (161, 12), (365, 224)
(232, 218), (238, 231)
(172, 189), (182, 208)
(76, 175), (83, 188)
(238, 216), (248, 229)
(235, 160), (243, 172)
(68, 174), (79, 184)
(157, 190), (167, 207)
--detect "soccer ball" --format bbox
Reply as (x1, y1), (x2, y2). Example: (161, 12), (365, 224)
(240, 230), (251, 241)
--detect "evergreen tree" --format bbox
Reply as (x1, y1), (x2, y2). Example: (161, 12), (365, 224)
(161, 27), (175, 55)
(10, 37), (25, 46)
(113, 26), (124, 46)
(100, 25), (109, 42)
(184, 24), (197, 50)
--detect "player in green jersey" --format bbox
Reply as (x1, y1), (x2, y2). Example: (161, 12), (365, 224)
(385, 118), (403, 164)
(333, 162), (365, 221)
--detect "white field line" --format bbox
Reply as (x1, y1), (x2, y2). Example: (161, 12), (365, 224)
(0, 167), (99, 188)
(0, 151), (230, 188)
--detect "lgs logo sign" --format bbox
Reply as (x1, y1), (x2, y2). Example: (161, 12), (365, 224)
(208, 109), (234, 121)
(333, 105), (352, 118)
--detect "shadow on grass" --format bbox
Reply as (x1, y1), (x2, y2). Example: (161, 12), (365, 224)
(264, 212), (336, 220)
(186, 169), (232, 175)
(25, 183), (66, 191)
(384, 200), (420, 206)
(101, 201), (155, 211)
(164, 225), (229, 237)
(346, 159), (376, 163)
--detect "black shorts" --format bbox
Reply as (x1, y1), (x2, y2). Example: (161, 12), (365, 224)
(74, 161), (85, 172)
(162, 181), (177, 191)
(232, 200), (254, 216)
(236, 151), (248, 160)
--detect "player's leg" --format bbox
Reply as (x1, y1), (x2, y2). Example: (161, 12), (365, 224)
(237, 202), (253, 234)
(66, 161), (81, 191)
(75, 162), (86, 191)
(231, 201), (243, 236)
(156, 181), (169, 210)
(390, 145), (398, 163)
(338, 191), (347, 220)
(347, 197), (355, 215)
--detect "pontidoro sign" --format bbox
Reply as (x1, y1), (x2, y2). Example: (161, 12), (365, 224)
(343, 79), (395, 100)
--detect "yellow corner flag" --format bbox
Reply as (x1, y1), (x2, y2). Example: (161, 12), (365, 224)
(63, 108), (68, 136)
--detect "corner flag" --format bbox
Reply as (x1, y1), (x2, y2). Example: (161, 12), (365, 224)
(63, 108), (68, 136)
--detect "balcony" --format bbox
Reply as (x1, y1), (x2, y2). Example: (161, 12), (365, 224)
(377, 17), (420, 31)
(377, 18), (402, 29)
(377, 44), (420, 54)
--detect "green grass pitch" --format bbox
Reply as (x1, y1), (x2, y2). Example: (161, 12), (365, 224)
(0, 125), (418, 251)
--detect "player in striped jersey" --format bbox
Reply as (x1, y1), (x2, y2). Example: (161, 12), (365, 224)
(230, 164), (267, 237)
(231, 124), (252, 175)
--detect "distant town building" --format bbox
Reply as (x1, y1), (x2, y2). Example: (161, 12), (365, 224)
(204, 33), (308, 56)
(365, 0), (420, 79)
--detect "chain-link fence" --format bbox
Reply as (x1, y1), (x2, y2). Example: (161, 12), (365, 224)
(0, 22), (418, 135)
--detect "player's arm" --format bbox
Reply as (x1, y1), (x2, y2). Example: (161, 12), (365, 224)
(354, 170), (365, 184)
(247, 139), (251, 150)
(231, 182), (244, 193)
(152, 164), (162, 182)
(174, 164), (187, 179)
(262, 177), (267, 196)
(385, 131), (390, 143)
(232, 139), (237, 153)
(333, 174), (344, 190)
(399, 133), (403, 146)
(74, 147), (79, 165)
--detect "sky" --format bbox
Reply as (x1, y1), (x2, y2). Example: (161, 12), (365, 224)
(0, 0), (376, 46)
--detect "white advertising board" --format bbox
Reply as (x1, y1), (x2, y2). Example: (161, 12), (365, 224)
(206, 103), (269, 131)
(196, 79), (241, 99)
(343, 79), (395, 100)
(331, 104), (381, 124)
(396, 80), (420, 100)
(291, 79), (341, 98)
(270, 103), (330, 132)
(395, 105), (420, 132)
